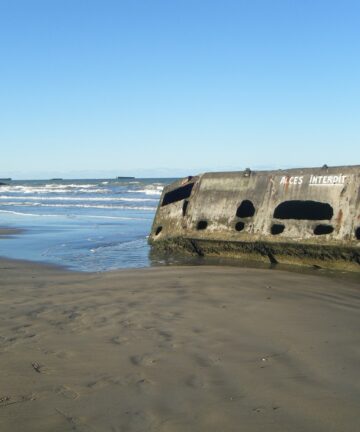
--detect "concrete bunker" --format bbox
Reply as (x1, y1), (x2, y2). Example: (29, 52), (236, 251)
(149, 166), (360, 272)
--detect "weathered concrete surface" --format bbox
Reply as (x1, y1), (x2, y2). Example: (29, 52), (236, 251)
(149, 166), (360, 271)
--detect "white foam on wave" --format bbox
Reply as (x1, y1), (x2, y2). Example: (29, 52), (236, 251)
(85, 215), (148, 221)
(132, 188), (163, 196)
(0, 185), (109, 194)
(126, 182), (164, 196)
(0, 209), (148, 221)
(0, 195), (158, 202)
(0, 209), (59, 217)
(0, 202), (156, 211)
(88, 238), (146, 253)
(43, 183), (97, 188)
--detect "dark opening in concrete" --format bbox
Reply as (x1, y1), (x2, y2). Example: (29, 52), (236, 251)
(161, 183), (194, 206)
(236, 200), (255, 218)
(314, 224), (334, 235)
(274, 200), (333, 220)
(235, 221), (245, 232)
(155, 226), (162, 235)
(355, 227), (360, 240)
(197, 220), (208, 230)
(271, 224), (285, 235)
(182, 200), (189, 217)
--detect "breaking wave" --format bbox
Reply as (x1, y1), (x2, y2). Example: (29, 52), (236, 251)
(0, 195), (158, 202)
(0, 177), (175, 271)
(0, 202), (156, 210)
(0, 209), (148, 220)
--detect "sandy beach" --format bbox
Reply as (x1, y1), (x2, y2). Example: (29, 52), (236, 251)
(0, 254), (359, 431)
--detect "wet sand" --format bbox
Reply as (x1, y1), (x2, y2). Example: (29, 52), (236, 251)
(0, 227), (23, 237)
(0, 258), (359, 431)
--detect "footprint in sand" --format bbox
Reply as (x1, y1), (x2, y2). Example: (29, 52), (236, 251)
(87, 375), (124, 389)
(252, 406), (280, 413)
(0, 393), (36, 407)
(2, 327), (38, 349)
(55, 409), (93, 432)
(55, 350), (74, 359)
(194, 353), (221, 368)
(110, 335), (129, 345)
(185, 374), (208, 389)
(157, 330), (173, 341)
(118, 319), (134, 328)
(40, 348), (74, 359)
(87, 375), (113, 389)
(130, 354), (158, 367)
(252, 406), (266, 413)
(24, 333), (36, 339)
(1, 335), (18, 348)
(156, 330), (175, 349)
(12, 323), (32, 332)
(55, 385), (79, 400)
(119, 373), (154, 388)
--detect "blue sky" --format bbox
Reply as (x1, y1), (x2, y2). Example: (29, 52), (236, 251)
(0, 0), (359, 179)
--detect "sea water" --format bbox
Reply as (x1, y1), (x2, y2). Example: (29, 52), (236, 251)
(0, 178), (175, 271)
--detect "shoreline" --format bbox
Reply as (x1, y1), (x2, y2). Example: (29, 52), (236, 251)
(1, 220), (359, 274)
(1, 248), (360, 284)
(1, 258), (360, 431)
(0, 227), (24, 237)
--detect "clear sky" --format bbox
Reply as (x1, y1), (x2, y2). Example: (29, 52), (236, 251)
(0, 0), (359, 179)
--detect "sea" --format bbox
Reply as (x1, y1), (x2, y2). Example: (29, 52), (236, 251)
(0, 178), (176, 271)
(1, 178), (358, 280)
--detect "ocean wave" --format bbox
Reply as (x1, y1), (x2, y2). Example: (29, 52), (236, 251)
(88, 238), (146, 253)
(43, 183), (97, 188)
(131, 189), (163, 196)
(0, 202), (156, 211)
(0, 185), (110, 194)
(0, 195), (158, 202)
(0, 209), (59, 217)
(0, 209), (149, 220)
(85, 215), (149, 221)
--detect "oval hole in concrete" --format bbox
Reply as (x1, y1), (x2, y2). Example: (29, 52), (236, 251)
(314, 224), (334, 235)
(271, 224), (285, 235)
(236, 200), (255, 218)
(197, 220), (208, 230)
(274, 200), (333, 220)
(182, 200), (189, 216)
(162, 183), (194, 206)
(155, 226), (162, 235)
(235, 221), (245, 232)
(356, 227), (360, 240)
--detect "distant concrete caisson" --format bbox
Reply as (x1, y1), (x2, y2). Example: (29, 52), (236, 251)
(149, 166), (360, 272)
